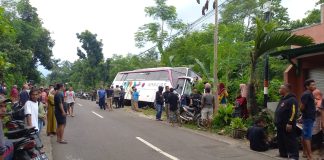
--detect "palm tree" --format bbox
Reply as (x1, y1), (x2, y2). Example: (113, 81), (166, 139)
(248, 18), (314, 116)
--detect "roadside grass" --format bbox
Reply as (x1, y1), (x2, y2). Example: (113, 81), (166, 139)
(140, 107), (167, 120)
(137, 107), (232, 137)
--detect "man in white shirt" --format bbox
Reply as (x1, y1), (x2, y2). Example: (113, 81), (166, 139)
(66, 87), (76, 117)
(24, 88), (39, 131)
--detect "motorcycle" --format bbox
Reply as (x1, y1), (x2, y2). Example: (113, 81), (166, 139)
(5, 108), (49, 160)
(179, 94), (204, 128)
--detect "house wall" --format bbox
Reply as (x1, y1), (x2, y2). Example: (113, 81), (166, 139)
(292, 5), (324, 44)
(284, 53), (324, 101)
(284, 5), (324, 101)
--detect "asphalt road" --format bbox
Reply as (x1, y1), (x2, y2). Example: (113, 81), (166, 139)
(51, 99), (277, 160)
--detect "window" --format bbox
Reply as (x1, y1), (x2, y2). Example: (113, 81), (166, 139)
(146, 71), (169, 81)
(175, 79), (185, 94)
(114, 73), (125, 81)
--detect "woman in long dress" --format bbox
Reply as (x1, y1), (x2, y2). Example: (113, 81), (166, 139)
(47, 89), (57, 136)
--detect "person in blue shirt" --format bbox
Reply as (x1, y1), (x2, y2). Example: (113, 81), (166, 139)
(98, 87), (106, 110)
(132, 88), (140, 112)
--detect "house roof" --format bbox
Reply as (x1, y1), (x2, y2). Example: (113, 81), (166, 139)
(270, 43), (324, 59)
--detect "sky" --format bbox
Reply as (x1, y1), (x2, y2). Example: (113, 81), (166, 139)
(31, 0), (319, 75)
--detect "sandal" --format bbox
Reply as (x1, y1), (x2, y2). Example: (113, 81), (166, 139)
(58, 140), (68, 144)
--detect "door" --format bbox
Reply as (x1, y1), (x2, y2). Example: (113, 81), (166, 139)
(309, 67), (324, 92)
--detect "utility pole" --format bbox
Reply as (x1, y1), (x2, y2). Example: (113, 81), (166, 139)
(198, 0), (219, 112)
(263, 0), (272, 108)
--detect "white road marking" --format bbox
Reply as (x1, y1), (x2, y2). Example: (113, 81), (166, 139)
(91, 111), (103, 119)
(77, 103), (83, 106)
(136, 137), (180, 160)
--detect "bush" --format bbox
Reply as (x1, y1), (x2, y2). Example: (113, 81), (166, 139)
(212, 104), (234, 129)
(230, 117), (245, 130)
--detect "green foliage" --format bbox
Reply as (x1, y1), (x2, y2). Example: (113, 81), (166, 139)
(212, 105), (234, 129)
(0, 0), (54, 85)
(230, 117), (245, 130)
(135, 0), (185, 55)
(256, 79), (282, 105)
(223, 125), (233, 135)
(316, 0), (324, 5)
(290, 9), (321, 29)
(248, 18), (314, 116)
(243, 117), (254, 128)
(220, 0), (290, 30)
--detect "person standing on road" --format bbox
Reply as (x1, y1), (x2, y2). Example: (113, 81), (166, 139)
(19, 84), (29, 106)
(168, 88), (180, 127)
(133, 88), (140, 112)
(311, 89), (323, 150)
(163, 86), (170, 122)
(24, 88), (43, 148)
(274, 84), (299, 159)
(66, 87), (76, 117)
(54, 83), (68, 144)
(24, 88), (39, 132)
(300, 79), (316, 160)
(106, 86), (114, 111)
(38, 90), (46, 139)
(190, 88), (202, 114)
(129, 86), (135, 110)
(113, 85), (121, 108)
(98, 87), (106, 110)
(201, 87), (215, 129)
(47, 88), (56, 136)
(155, 86), (164, 121)
(119, 86), (125, 108)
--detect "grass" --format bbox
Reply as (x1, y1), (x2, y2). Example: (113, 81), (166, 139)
(137, 107), (234, 137)
(140, 107), (167, 120)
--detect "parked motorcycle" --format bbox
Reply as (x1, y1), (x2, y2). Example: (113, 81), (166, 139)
(179, 95), (204, 128)
(5, 109), (49, 160)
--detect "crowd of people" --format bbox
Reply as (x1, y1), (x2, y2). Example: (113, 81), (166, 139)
(94, 85), (126, 111)
(0, 82), (76, 160)
(247, 79), (324, 160)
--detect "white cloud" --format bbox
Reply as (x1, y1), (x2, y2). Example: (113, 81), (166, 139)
(30, 0), (319, 64)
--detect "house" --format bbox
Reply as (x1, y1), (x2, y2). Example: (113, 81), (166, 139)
(272, 5), (324, 100)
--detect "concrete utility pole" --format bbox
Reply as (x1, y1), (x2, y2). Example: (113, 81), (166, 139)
(263, 0), (272, 108)
(198, 0), (219, 112)
(213, 0), (219, 112)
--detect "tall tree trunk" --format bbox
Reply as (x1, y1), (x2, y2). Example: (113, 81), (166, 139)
(248, 56), (259, 116)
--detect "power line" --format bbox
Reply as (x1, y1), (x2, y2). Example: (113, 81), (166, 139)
(137, 0), (232, 57)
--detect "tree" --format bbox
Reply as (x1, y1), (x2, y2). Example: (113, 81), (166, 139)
(76, 30), (104, 88)
(248, 19), (314, 115)
(290, 9), (321, 29)
(14, 0), (55, 70)
(220, 0), (290, 35)
(134, 0), (185, 56)
(316, 0), (324, 5)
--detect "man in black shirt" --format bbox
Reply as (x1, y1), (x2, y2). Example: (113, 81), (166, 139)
(163, 86), (170, 122)
(274, 84), (299, 159)
(155, 86), (164, 121)
(247, 118), (268, 152)
(54, 83), (68, 144)
(168, 88), (180, 127)
(106, 86), (114, 111)
(300, 79), (316, 160)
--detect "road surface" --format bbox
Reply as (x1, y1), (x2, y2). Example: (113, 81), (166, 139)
(51, 99), (277, 160)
